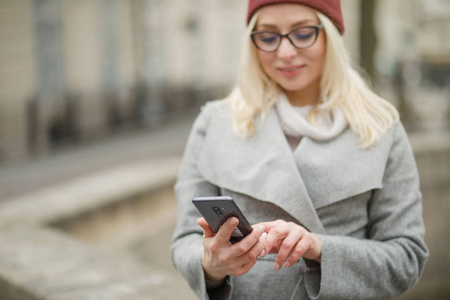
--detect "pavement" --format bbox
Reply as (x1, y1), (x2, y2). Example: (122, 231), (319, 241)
(0, 110), (198, 202)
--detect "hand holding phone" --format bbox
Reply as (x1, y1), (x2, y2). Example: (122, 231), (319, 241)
(192, 196), (253, 243)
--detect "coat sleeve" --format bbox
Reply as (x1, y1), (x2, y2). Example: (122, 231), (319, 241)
(170, 102), (232, 300)
(304, 123), (429, 300)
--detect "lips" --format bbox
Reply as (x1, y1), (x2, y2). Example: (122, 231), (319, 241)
(277, 65), (304, 77)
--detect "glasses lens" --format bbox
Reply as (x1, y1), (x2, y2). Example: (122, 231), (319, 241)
(252, 32), (280, 52)
(288, 27), (317, 49)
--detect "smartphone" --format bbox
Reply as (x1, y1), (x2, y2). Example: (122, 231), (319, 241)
(192, 196), (253, 244)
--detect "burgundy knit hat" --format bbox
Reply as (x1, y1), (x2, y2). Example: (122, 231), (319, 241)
(247, 0), (345, 34)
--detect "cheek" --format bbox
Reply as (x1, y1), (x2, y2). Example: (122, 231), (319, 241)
(257, 52), (274, 74)
(314, 37), (327, 69)
(312, 49), (326, 73)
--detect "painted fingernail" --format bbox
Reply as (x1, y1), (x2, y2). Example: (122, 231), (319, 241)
(260, 232), (267, 240)
(284, 262), (290, 268)
(258, 225), (265, 233)
(274, 263), (280, 271)
(230, 218), (237, 225)
(259, 249), (265, 257)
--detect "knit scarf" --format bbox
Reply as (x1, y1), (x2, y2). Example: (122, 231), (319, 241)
(275, 93), (348, 143)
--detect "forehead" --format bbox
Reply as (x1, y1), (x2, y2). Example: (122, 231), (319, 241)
(256, 3), (318, 27)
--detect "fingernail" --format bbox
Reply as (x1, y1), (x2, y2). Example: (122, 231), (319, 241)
(258, 225), (265, 233)
(284, 262), (290, 268)
(274, 263), (280, 271)
(260, 232), (267, 240)
(259, 249), (265, 257)
(230, 218), (237, 225)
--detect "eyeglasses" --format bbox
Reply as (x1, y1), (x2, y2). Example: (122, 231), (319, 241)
(250, 24), (324, 52)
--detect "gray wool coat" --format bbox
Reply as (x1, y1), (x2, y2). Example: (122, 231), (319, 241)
(171, 100), (428, 300)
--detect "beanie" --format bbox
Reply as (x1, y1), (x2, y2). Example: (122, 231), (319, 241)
(247, 0), (345, 34)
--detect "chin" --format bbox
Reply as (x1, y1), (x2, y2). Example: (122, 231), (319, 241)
(277, 75), (321, 95)
(279, 82), (307, 92)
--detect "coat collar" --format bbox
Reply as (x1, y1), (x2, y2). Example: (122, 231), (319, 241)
(197, 105), (325, 234)
(196, 101), (390, 234)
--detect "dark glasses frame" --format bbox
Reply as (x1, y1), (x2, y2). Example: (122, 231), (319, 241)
(250, 24), (324, 52)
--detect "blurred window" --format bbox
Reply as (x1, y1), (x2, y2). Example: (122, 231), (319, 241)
(34, 0), (65, 100)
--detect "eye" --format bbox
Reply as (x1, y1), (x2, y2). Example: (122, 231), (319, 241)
(256, 32), (279, 44)
(291, 28), (315, 41)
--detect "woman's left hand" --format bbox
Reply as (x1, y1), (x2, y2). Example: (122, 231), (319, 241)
(258, 220), (322, 270)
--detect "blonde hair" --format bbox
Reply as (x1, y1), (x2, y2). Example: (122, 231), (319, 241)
(228, 11), (399, 148)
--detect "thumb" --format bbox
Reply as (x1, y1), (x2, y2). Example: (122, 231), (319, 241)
(215, 217), (239, 244)
(197, 218), (215, 238)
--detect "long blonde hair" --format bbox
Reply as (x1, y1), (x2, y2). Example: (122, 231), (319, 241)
(228, 10), (399, 148)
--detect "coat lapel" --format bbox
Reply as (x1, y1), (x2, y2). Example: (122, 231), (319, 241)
(197, 104), (325, 234)
(292, 130), (388, 210)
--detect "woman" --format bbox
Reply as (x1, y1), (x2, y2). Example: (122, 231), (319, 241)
(171, 0), (428, 299)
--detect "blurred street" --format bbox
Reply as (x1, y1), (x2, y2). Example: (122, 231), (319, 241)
(0, 110), (196, 202)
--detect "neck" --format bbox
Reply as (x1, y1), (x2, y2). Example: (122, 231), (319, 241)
(283, 78), (321, 107)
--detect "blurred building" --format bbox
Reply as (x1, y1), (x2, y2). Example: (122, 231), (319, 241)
(0, 0), (247, 162)
(375, 0), (450, 130)
(0, 0), (449, 163)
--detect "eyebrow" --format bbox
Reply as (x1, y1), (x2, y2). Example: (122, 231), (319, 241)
(257, 19), (316, 30)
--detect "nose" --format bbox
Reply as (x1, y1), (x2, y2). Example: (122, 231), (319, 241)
(277, 37), (297, 60)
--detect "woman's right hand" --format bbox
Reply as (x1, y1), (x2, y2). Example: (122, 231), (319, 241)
(197, 217), (267, 282)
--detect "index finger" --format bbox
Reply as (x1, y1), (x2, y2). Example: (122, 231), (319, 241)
(197, 218), (215, 238)
(230, 224), (266, 256)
